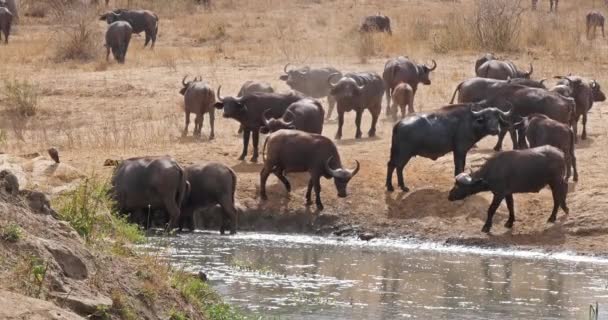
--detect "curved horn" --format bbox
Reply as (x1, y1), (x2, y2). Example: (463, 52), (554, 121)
(539, 78), (546, 86)
(262, 109), (272, 126)
(349, 160), (360, 177)
(283, 63), (293, 73)
(216, 85), (224, 102)
(527, 63), (534, 76)
(455, 173), (473, 185)
(325, 156), (340, 177)
(283, 110), (295, 125)
(591, 79), (598, 88)
(182, 75), (188, 86)
(428, 59), (437, 71)
(327, 73), (341, 89)
(499, 109), (512, 118)
(470, 108), (483, 117)
(554, 76), (572, 87)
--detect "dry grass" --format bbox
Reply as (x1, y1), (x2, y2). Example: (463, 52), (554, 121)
(53, 10), (102, 62)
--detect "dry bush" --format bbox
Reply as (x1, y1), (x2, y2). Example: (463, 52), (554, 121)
(53, 9), (102, 62)
(2, 79), (39, 117)
(472, 0), (525, 51)
(356, 33), (376, 64)
(431, 13), (472, 54)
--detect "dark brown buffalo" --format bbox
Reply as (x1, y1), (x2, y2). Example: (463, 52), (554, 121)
(179, 163), (238, 235)
(260, 129), (359, 210)
(383, 56), (437, 116)
(484, 85), (576, 151)
(329, 72), (384, 139)
(386, 103), (511, 192)
(260, 98), (324, 134)
(586, 11), (605, 39)
(214, 87), (304, 162)
(448, 146), (568, 233)
(101, 9), (158, 48)
(179, 76), (216, 138)
(105, 21), (132, 63)
(110, 156), (188, 230)
(476, 60), (533, 80)
(279, 64), (340, 119)
(449, 77), (547, 104)
(359, 14), (392, 34)
(0, 4), (12, 44)
(236, 80), (274, 134)
(555, 76), (606, 141)
(519, 114), (578, 182)
(474, 53), (495, 73)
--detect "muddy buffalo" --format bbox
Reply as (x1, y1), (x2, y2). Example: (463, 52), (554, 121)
(260, 129), (359, 210)
(383, 57), (437, 116)
(101, 9), (158, 48)
(279, 64), (340, 119)
(555, 76), (606, 141)
(260, 98), (324, 134)
(0, 2), (12, 44)
(386, 103), (511, 192)
(105, 21), (132, 63)
(476, 59), (533, 80)
(448, 146), (568, 233)
(110, 156), (188, 230)
(179, 76), (216, 138)
(519, 114), (578, 182)
(328, 72), (384, 139)
(214, 87), (304, 162)
(359, 14), (392, 34)
(179, 163), (238, 235)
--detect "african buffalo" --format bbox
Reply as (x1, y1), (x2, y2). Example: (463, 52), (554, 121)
(214, 87), (304, 162)
(555, 75), (606, 141)
(474, 53), (495, 73)
(386, 103), (511, 192)
(550, 0), (558, 12)
(383, 56), (437, 116)
(260, 98), (324, 134)
(101, 9), (158, 48)
(448, 146), (568, 233)
(105, 21), (132, 63)
(179, 163), (238, 235)
(328, 72), (385, 139)
(260, 129), (359, 210)
(586, 11), (605, 39)
(236, 80), (274, 134)
(110, 156), (188, 230)
(359, 14), (392, 34)
(449, 77), (546, 104)
(476, 59), (533, 80)
(519, 114), (578, 182)
(391, 82), (414, 119)
(179, 76), (216, 138)
(0, 3), (12, 44)
(279, 64), (340, 119)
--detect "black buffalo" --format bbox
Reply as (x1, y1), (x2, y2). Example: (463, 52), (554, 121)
(359, 14), (392, 34)
(554, 76), (606, 141)
(0, 3), (12, 44)
(105, 21), (132, 63)
(386, 103), (511, 192)
(476, 60), (533, 80)
(448, 146), (569, 233)
(260, 129), (359, 210)
(449, 77), (547, 104)
(179, 163), (238, 235)
(214, 87), (304, 162)
(101, 9), (159, 48)
(111, 156), (188, 229)
(383, 56), (437, 116)
(260, 98), (324, 134)
(279, 64), (340, 119)
(236, 80), (274, 134)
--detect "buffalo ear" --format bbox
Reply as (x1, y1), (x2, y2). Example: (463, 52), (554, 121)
(214, 102), (224, 109)
(279, 75), (288, 81)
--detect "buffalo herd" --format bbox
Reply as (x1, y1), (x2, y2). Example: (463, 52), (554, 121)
(4, 3), (603, 235)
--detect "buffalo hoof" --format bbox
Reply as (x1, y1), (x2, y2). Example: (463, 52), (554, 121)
(386, 185), (394, 192)
(260, 194), (268, 201)
(573, 175), (579, 182)
(563, 206), (570, 215)
(493, 146), (502, 152)
(481, 224), (492, 233)
(355, 132), (362, 139)
(238, 155), (246, 161)
(368, 130), (376, 138)
(316, 203), (324, 210)
(305, 199), (313, 206)
(547, 216), (556, 223)
(250, 157), (258, 163)
(504, 220), (514, 229)
(209, 134), (215, 140)
(230, 230), (237, 235)
(400, 186), (410, 192)
(335, 134), (342, 140)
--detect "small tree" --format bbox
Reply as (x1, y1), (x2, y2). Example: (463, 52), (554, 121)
(473, 0), (525, 51)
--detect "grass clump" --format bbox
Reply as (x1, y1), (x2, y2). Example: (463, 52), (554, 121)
(54, 11), (101, 62)
(3, 79), (39, 117)
(1, 223), (23, 243)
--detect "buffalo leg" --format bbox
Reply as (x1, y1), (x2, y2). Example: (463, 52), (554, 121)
(410, 89), (417, 114)
(218, 194), (237, 235)
(368, 107), (379, 137)
(453, 152), (467, 176)
(259, 166), (271, 201)
(273, 168), (291, 192)
(509, 127), (519, 150)
(326, 96), (336, 120)
(384, 88), (391, 117)
(106, 46), (110, 61)
(144, 32), (151, 47)
(504, 194), (515, 228)
(572, 116), (579, 143)
(238, 129), (250, 160)
(164, 197), (181, 231)
(151, 30), (157, 49)
(195, 113), (203, 136)
(209, 110), (215, 140)
(482, 194), (504, 233)
(313, 176), (323, 210)
(581, 113), (588, 140)
(354, 111), (363, 139)
(183, 112), (190, 136)
(407, 94), (415, 114)
(493, 126), (508, 151)
(305, 178), (314, 205)
(251, 130), (260, 162)
(548, 180), (569, 223)
(603, 24), (606, 38)
(571, 149), (579, 182)
(335, 112), (344, 140)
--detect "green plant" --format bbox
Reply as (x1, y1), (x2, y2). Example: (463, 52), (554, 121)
(3, 79), (39, 117)
(169, 309), (189, 320)
(93, 305), (111, 320)
(111, 291), (138, 320)
(1, 223), (23, 242)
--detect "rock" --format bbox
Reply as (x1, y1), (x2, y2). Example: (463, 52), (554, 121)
(198, 271), (208, 282)
(50, 291), (112, 317)
(358, 232), (377, 241)
(0, 290), (84, 320)
(22, 190), (57, 217)
(43, 241), (89, 280)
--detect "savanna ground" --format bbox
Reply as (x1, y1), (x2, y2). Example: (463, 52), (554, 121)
(2, 0), (608, 260)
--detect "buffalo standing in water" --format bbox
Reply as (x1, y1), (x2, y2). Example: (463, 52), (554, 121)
(105, 21), (132, 63)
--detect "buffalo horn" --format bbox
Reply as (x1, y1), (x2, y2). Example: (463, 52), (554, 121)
(455, 173), (473, 185)
(325, 157), (340, 177)
(327, 73), (341, 89)
(591, 80), (598, 88)
(283, 110), (295, 125)
(262, 109), (272, 126)
(283, 63), (293, 74)
(182, 75), (188, 87)
(427, 59), (437, 71)
(349, 160), (360, 177)
(539, 78), (546, 86)
(527, 63), (534, 76)
(216, 85), (224, 102)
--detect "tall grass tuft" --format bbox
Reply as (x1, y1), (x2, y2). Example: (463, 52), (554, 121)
(3, 79), (39, 117)
(54, 9), (102, 62)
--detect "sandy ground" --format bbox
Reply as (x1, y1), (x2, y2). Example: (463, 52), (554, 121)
(2, 0), (608, 256)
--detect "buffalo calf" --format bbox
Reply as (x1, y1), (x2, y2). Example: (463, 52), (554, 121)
(180, 76), (216, 138)
(260, 98), (324, 134)
(383, 57), (437, 117)
(448, 146), (568, 233)
(101, 9), (159, 49)
(391, 82), (414, 119)
(260, 129), (359, 210)
(105, 21), (132, 63)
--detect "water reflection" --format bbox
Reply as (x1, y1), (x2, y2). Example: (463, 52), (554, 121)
(143, 232), (608, 319)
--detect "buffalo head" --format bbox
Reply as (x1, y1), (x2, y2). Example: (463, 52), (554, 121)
(470, 105), (512, 136)
(214, 86), (247, 120)
(179, 76), (201, 95)
(418, 60), (437, 85)
(259, 109), (295, 134)
(591, 80), (606, 102)
(101, 11), (121, 24)
(328, 73), (364, 104)
(517, 63), (533, 79)
(448, 172), (489, 201)
(325, 157), (360, 198)
(280, 63), (310, 88)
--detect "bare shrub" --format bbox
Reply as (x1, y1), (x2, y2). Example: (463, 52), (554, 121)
(431, 13), (471, 54)
(53, 9), (102, 62)
(2, 79), (39, 117)
(472, 0), (525, 51)
(356, 33), (375, 64)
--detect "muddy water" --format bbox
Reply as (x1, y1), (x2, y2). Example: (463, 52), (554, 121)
(145, 232), (608, 319)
